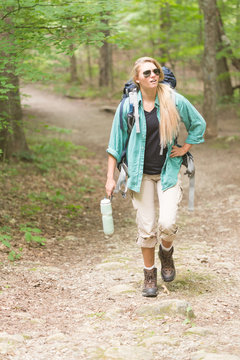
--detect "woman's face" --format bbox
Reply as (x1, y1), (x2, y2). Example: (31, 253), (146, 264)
(135, 62), (160, 91)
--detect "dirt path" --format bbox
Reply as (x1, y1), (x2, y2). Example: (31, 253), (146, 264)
(0, 85), (240, 360)
(22, 84), (113, 151)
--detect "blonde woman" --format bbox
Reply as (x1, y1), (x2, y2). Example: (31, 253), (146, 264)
(105, 57), (206, 297)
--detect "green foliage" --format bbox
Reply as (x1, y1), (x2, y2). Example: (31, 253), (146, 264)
(0, 234), (12, 249)
(179, 92), (204, 105)
(20, 225), (46, 246)
(112, 0), (204, 65)
(0, 0), (120, 105)
(64, 203), (83, 218)
(208, 135), (240, 149)
(20, 204), (43, 216)
(0, 121), (99, 262)
(43, 125), (72, 134)
(27, 189), (65, 205)
(0, 228), (22, 261)
(29, 138), (85, 173)
(182, 305), (195, 326)
(8, 249), (22, 261)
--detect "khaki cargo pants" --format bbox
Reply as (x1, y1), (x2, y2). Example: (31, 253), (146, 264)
(131, 173), (182, 248)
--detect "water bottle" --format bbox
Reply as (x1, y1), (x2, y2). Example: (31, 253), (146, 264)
(100, 198), (114, 235)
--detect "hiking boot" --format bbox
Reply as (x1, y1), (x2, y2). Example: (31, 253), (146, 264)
(158, 245), (176, 282)
(142, 268), (158, 297)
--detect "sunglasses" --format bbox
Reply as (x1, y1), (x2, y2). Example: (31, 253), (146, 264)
(143, 68), (161, 78)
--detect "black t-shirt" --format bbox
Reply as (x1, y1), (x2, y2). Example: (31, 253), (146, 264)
(143, 107), (167, 175)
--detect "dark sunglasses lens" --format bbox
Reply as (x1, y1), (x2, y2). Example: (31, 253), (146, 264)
(143, 70), (151, 77)
(143, 69), (160, 77)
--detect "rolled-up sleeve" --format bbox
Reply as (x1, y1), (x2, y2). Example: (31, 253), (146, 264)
(106, 102), (128, 163)
(176, 94), (206, 144)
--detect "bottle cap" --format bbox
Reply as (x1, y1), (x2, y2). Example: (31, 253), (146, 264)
(101, 198), (111, 204)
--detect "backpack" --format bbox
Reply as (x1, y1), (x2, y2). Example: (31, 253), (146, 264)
(115, 67), (195, 211)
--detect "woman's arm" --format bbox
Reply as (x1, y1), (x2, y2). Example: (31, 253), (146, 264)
(176, 93), (206, 145)
(105, 154), (117, 197)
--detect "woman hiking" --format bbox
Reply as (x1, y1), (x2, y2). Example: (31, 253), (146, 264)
(105, 56), (206, 297)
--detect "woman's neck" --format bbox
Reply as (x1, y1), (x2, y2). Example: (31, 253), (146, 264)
(140, 87), (157, 102)
(140, 87), (157, 111)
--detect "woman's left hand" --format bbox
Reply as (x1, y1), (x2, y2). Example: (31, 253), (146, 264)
(170, 144), (192, 158)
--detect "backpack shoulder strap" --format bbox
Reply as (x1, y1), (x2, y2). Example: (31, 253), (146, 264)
(119, 95), (128, 131)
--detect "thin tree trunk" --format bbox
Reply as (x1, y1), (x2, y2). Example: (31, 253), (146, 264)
(86, 44), (93, 86)
(199, 0), (218, 138)
(216, 7), (240, 72)
(98, 18), (111, 88)
(109, 43), (114, 90)
(159, 3), (169, 65)
(69, 44), (78, 82)
(99, 39), (110, 87)
(216, 8), (233, 98)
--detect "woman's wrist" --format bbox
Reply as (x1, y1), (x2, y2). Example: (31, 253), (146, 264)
(182, 143), (192, 154)
(107, 174), (115, 180)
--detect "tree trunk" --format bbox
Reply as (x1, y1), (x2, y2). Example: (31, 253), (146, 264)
(159, 3), (170, 66)
(109, 43), (114, 90)
(98, 19), (111, 88)
(216, 7), (240, 72)
(99, 39), (110, 87)
(86, 44), (93, 86)
(0, 68), (29, 159)
(216, 8), (233, 98)
(69, 44), (78, 83)
(199, 0), (218, 138)
(0, 17), (29, 160)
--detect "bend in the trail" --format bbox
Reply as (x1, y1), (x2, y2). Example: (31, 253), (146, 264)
(22, 84), (114, 151)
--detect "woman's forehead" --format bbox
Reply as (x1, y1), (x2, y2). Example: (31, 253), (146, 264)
(139, 61), (157, 71)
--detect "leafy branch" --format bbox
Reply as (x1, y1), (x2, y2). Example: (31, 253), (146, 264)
(1, 1), (78, 21)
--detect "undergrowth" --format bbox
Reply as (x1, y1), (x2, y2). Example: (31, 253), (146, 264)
(0, 125), (100, 262)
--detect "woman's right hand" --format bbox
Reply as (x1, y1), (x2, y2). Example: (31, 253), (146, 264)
(105, 178), (116, 198)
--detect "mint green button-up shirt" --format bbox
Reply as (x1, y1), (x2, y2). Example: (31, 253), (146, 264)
(107, 90), (206, 192)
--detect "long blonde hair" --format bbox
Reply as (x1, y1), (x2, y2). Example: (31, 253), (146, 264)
(132, 57), (180, 147)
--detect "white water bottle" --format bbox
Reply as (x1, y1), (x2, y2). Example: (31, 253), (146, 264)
(100, 198), (114, 235)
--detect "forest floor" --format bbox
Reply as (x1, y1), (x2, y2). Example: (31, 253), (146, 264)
(0, 84), (240, 360)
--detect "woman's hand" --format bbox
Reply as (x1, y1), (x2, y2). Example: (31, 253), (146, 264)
(170, 143), (192, 158)
(105, 178), (116, 198)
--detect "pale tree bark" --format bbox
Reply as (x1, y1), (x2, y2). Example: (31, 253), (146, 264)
(216, 7), (240, 72)
(199, 0), (218, 138)
(0, 16), (30, 160)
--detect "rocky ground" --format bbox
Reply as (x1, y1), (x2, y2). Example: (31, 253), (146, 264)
(0, 85), (240, 360)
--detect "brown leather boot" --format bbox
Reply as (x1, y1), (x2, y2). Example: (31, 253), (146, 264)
(158, 245), (176, 282)
(142, 268), (158, 297)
